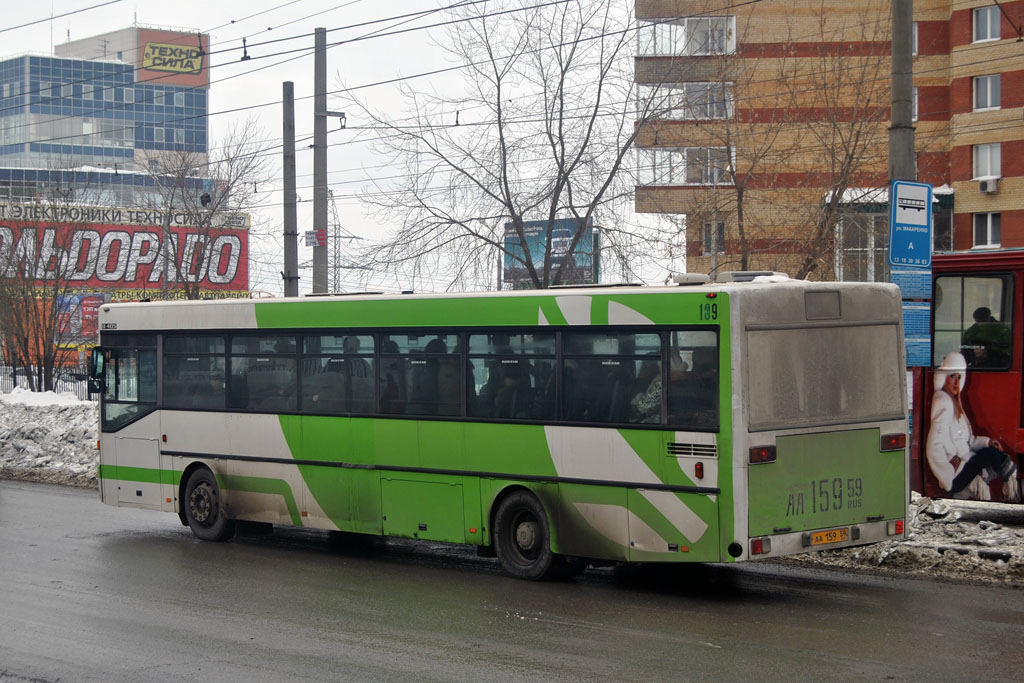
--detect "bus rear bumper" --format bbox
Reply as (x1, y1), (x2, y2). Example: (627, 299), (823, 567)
(745, 519), (904, 560)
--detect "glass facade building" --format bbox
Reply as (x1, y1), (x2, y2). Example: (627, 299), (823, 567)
(0, 54), (207, 168)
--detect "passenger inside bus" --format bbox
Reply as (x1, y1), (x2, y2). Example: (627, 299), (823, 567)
(629, 355), (664, 423)
(962, 306), (1011, 368)
(380, 340), (405, 414)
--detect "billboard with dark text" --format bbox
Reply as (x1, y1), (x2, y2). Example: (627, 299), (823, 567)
(138, 29), (210, 88)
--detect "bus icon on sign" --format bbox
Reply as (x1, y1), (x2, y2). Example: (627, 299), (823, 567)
(898, 197), (926, 212)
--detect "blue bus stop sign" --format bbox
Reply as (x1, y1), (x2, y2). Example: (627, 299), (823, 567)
(889, 180), (933, 268)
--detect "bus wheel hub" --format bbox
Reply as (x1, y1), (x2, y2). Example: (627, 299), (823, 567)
(515, 521), (537, 551)
(191, 485), (213, 524)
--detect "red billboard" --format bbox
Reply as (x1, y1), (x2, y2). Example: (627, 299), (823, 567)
(0, 203), (249, 300)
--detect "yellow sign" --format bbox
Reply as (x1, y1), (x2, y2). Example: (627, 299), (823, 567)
(142, 42), (204, 74)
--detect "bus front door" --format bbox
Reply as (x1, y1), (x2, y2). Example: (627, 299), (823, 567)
(113, 435), (162, 507)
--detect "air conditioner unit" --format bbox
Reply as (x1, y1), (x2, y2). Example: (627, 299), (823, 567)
(979, 178), (999, 194)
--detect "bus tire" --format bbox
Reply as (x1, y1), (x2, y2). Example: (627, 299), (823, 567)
(184, 468), (235, 542)
(493, 491), (558, 580)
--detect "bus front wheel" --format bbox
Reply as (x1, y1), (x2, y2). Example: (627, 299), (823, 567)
(494, 491), (558, 580)
(184, 468), (235, 542)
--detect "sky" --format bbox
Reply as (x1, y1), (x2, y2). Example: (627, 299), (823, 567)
(1, 0), (474, 296)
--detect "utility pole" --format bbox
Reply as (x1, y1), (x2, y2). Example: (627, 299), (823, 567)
(282, 81), (299, 297)
(889, 0), (915, 182)
(312, 27), (328, 293)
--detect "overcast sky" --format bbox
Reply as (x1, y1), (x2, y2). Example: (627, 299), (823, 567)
(2, 0), (469, 295)
(4, 1), (677, 294)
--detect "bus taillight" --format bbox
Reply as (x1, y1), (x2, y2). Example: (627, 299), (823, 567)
(749, 446), (776, 464)
(750, 537), (771, 555)
(881, 433), (906, 451)
(887, 520), (904, 536)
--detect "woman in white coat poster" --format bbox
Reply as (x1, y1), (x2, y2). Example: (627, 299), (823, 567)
(927, 352), (1018, 501)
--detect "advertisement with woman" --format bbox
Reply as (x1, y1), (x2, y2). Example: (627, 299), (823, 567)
(927, 352), (1018, 501)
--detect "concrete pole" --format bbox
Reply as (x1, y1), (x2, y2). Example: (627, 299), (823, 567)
(282, 81), (299, 297)
(889, 0), (916, 182)
(312, 27), (328, 293)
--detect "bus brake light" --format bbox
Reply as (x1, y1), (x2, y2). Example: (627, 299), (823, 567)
(749, 446), (776, 464)
(694, 462), (704, 479)
(881, 433), (906, 451)
(750, 537), (771, 555)
(887, 519), (904, 536)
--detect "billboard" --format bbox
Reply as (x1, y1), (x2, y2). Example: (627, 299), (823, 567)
(138, 29), (210, 88)
(0, 202), (249, 300)
(503, 217), (598, 288)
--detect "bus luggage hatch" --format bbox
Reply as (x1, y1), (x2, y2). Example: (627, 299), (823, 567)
(114, 437), (162, 507)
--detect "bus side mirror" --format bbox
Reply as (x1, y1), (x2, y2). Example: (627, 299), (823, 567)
(88, 349), (105, 396)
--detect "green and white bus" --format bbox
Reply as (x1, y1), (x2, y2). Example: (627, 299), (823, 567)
(93, 278), (908, 579)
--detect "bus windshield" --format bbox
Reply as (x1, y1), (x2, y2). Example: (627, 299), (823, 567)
(746, 323), (903, 430)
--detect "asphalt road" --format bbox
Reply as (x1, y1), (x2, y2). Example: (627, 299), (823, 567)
(1, 480), (1022, 682)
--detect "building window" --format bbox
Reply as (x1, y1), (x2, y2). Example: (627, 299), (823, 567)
(912, 87), (918, 121)
(124, 88), (134, 103)
(685, 147), (730, 184)
(103, 87), (113, 102)
(836, 213), (889, 283)
(973, 6), (1000, 42)
(174, 92), (185, 107)
(973, 74), (1000, 111)
(81, 84), (93, 99)
(637, 17), (736, 56)
(973, 213), (1001, 248)
(638, 148), (731, 186)
(702, 221), (725, 255)
(912, 22), (918, 55)
(973, 143), (1001, 178)
(61, 83), (72, 98)
(637, 83), (732, 120)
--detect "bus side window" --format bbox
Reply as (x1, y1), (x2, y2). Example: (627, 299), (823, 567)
(468, 332), (555, 420)
(563, 332), (660, 424)
(163, 335), (226, 410)
(667, 331), (718, 430)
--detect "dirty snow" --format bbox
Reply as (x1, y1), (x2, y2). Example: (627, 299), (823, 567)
(0, 394), (98, 488)
(1, 396), (1021, 587)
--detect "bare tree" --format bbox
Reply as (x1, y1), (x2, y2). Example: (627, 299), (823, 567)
(785, 2), (893, 280)
(142, 117), (271, 299)
(0, 179), (98, 391)
(345, 0), (660, 289)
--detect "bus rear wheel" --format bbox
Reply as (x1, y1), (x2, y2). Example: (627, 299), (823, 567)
(494, 491), (560, 580)
(184, 468), (235, 542)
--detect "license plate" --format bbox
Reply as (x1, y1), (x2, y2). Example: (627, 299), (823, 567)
(809, 527), (849, 546)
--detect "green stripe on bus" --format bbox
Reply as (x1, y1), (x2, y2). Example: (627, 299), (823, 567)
(98, 465), (301, 527)
(218, 474), (303, 528)
(97, 464), (180, 486)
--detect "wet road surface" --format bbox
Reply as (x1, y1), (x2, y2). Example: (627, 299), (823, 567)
(1, 480), (1022, 682)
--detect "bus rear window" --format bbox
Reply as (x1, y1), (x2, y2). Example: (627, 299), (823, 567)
(746, 324), (903, 431)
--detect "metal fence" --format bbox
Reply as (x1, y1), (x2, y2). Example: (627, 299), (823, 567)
(0, 365), (96, 401)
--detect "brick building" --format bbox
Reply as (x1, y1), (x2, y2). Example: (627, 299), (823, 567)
(634, 1), (1024, 280)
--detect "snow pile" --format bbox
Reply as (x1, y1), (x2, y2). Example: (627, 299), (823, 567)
(777, 493), (1024, 586)
(0, 395), (98, 487)
(0, 386), (87, 406)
